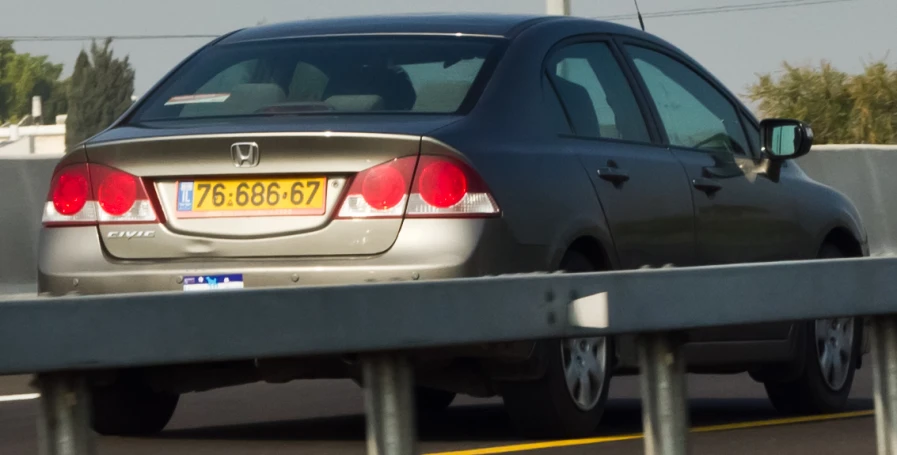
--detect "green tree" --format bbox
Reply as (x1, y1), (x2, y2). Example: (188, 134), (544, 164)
(0, 40), (14, 121)
(847, 61), (897, 144)
(0, 40), (68, 124)
(748, 59), (897, 144)
(66, 38), (135, 147)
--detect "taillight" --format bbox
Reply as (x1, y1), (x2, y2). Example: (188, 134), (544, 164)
(44, 164), (97, 225)
(52, 166), (90, 216)
(362, 165), (408, 210)
(97, 170), (137, 216)
(42, 163), (157, 226)
(337, 157), (417, 218)
(417, 160), (467, 208)
(406, 156), (499, 217)
(89, 164), (157, 223)
(337, 155), (499, 219)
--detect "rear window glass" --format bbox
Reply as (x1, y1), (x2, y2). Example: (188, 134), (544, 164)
(129, 36), (504, 123)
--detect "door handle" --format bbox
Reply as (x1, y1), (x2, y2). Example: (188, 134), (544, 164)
(692, 177), (723, 194)
(597, 167), (630, 184)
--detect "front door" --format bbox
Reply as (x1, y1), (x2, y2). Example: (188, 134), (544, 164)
(622, 43), (807, 342)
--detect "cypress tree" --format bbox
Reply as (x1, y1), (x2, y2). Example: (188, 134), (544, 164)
(66, 38), (135, 148)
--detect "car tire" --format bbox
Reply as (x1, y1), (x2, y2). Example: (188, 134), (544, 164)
(500, 250), (613, 439)
(90, 377), (179, 436)
(763, 243), (861, 414)
(415, 386), (456, 416)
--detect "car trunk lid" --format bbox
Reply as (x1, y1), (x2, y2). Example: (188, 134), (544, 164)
(86, 127), (425, 260)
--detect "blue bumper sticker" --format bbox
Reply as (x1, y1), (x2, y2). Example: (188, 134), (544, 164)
(183, 274), (244, 291)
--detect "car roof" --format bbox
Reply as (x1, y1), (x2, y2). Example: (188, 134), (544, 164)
(216, 13), (644, 44)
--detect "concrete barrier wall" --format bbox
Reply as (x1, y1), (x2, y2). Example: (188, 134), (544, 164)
(0, 157), (58, 293)
(796, 145), (897, 257)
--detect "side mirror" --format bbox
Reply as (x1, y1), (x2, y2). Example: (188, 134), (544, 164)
(759, 118), (814, 161)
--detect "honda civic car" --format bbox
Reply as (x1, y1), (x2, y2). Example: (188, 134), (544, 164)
(38, 13), (869, 439)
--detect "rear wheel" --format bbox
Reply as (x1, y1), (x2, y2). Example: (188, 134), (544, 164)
(90, 377), (179, 436)
(501, 251), (613, 439)
(763, 244), (861, 414)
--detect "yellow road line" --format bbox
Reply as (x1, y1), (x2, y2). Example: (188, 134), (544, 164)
(425, 409), (875, 455)
(691, 409), (874, 433)
(425, 434), (644, 455)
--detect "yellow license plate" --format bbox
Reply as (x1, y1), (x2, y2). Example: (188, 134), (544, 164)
(175, 177), (327, 218)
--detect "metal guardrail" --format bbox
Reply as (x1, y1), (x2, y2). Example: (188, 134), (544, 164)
(4, 256), (897, 455)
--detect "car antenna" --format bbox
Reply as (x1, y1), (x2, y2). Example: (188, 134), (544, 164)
(633, 0), (646, 31)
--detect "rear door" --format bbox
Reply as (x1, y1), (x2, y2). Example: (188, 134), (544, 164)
(544, 38), (696, 269)
(620, 41), (806, 341)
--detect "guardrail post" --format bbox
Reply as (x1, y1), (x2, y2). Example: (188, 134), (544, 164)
(871, 316), (897, 455)
(362, 353), (417, 455)
(35, 373), (95, 455)
(638, 332), (689, 455)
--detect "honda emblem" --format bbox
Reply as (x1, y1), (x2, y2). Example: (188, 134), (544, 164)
(231, 142), (260, 168)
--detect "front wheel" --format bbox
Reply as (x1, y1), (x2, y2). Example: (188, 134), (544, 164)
(764, 317), (860, 414)
(763, 244), (861, 414)
(500, 251), (613, 439)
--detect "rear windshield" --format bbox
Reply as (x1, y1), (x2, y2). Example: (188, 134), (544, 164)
(129, 35), (504, 123)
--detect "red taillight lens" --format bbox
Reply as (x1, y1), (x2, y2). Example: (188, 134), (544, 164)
(52, 168), (90, 216)
(43, 163), (158, 226)
(406, 156), (499, 217)
(89, 164), (157, 223)
(97, 170), (138, 216)
(43, 163), (97, 226)
(361, 165), (407, 210)
(338, 157), (417, 218)
(337, 154), (500, 219)
(417, 161), (468, 208)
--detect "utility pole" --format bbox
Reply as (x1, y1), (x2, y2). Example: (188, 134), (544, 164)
(546, 0), (571, 15)
(547, 0), (572, 79)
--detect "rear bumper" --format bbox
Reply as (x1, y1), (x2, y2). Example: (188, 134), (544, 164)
(38, 218), (527, 296)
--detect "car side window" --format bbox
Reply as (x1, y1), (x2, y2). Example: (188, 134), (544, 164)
(547, 42), (651, 143)
(741, 111), (761, 155)
(625, 45), (750, 155)
(542, 73), (574, 135)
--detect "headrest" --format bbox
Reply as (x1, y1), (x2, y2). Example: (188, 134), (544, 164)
(324, 66), (416, 110)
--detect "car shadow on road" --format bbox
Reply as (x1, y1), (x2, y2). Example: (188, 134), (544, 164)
(156, 397), (874, 443)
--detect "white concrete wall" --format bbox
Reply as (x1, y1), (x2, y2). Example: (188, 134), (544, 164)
(0, 157), (58, 291)
(0, 125), (67, 156)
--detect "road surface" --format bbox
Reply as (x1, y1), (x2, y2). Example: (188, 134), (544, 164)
(0, 366), (876, 455)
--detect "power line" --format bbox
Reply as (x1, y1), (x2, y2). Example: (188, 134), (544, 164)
(597, 0), (856, 21)
(0, 0), (859, 42)
(0, 34), (221, 42)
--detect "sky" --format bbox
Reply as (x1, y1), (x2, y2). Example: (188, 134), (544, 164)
(3, 0), (896, 111)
